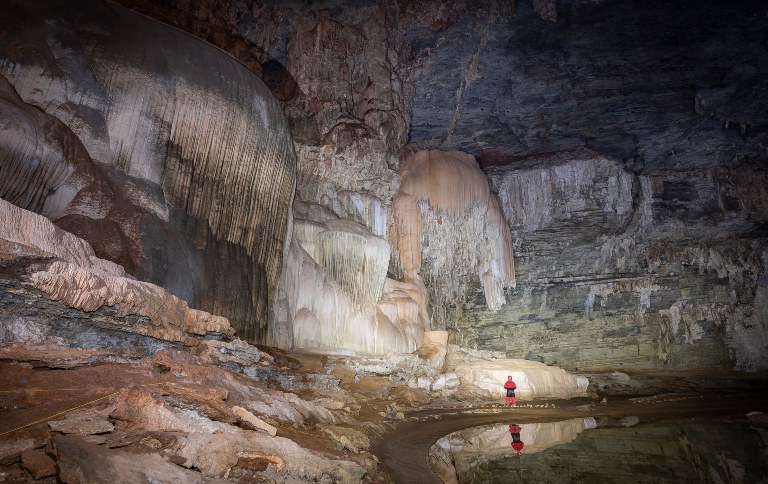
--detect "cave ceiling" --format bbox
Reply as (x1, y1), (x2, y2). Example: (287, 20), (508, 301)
(116, 0), (768, 171)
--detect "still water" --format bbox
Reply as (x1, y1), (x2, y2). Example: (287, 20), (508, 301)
(430, 418), (768, 483)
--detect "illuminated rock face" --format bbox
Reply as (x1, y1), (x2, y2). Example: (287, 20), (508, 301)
(391, 150), (516, 328)
(0, 0), (296, 341)
(0, 199), (234, 344)
(450, 358), (589, 400)
(268, 216), (428, 355)
(458, 150), (768, 371)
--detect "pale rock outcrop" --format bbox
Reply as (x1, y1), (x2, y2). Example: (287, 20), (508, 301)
(111, 389), (238, 435)
(452, 358), (589, 400)
(391, 150), (515, 327)
(416, 330), (449, 370)
(171, 431), (366, 481)
(1, 198), (233, 344)
(48, 409), (115, 436)
(269, 215), (429, 354)
(232, 406), (278, 437)
(55, 435), (204, 484)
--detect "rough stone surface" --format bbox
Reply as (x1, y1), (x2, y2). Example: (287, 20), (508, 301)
(232, 405), (277, 437)
(48, 409), (115, 436)
(55, 434), (204, 484)
(0, 0), (296, 343)
(20, 449), (56, 480)
(0, 199), (234, 346)
(454, 150), (767, 371)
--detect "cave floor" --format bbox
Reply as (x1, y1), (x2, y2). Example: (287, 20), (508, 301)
(2, 346), (767, 483)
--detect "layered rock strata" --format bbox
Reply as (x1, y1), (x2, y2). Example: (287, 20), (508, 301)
(0, 0), (296, 342)
(1, 198), (233, 345)
(455, 150), (767, 371)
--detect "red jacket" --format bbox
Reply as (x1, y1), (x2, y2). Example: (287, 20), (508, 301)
(504, 380), (517, 390)
(509, 424), (521, 433)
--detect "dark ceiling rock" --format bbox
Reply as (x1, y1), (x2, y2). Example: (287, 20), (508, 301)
(407, 0), (768, 170)
(115, 0), (767, 172)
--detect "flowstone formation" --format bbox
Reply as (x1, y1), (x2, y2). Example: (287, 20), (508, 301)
(0, 0), (296, 342)
(391, 149), (516, 327)
(269, 204), (430, 354)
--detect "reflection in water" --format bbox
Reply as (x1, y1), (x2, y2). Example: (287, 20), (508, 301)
(430, 419), (768, 483)
(430, 418), (596, 483)
(509, 423), (523, 457)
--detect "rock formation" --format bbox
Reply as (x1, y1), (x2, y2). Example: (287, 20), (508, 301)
(391, 150), (516, 327)
(1, 198), (233, 345)
(449, 357), (589, 400)
(454, 150), (768, 371)
(0, 0), (296, 342)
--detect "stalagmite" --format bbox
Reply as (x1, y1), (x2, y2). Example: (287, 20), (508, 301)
(391, 150), (515, 327)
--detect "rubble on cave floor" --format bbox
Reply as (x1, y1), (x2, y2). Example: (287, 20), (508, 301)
(3, 337), (767, 483)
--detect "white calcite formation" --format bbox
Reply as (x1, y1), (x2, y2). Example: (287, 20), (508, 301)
(0, 198), (233, 344)
(391, 150), (516, 327)
(269, 215), (429, 354)
(452, 358), (589, 399)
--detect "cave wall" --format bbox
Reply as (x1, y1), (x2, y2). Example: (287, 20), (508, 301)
(0, 0), (296, 342)
(455, 150), (767, 371)
(4, 0), (765, 363)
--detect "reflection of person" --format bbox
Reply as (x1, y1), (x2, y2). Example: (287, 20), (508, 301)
(504, 375), (517, 407)
(509, 423), (524, 457)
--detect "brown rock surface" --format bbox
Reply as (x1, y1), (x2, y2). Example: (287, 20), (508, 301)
(20, 449), (56, 480)
(48, 409), (114, 436)
(55, 434), (203, 484)
(1, 198), (234, 345)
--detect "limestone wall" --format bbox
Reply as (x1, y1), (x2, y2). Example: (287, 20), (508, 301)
(0, 0), (296, 342)
(455, 150), (768, 371)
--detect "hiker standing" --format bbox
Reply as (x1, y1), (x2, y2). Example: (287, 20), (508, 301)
(504, 375), (517, 407)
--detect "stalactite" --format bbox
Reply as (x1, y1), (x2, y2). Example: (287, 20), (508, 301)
(390, 150), (515, 328)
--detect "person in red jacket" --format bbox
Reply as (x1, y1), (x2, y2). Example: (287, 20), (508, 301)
(504, 375), (517, 407)
(509, 423), (524, 457)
